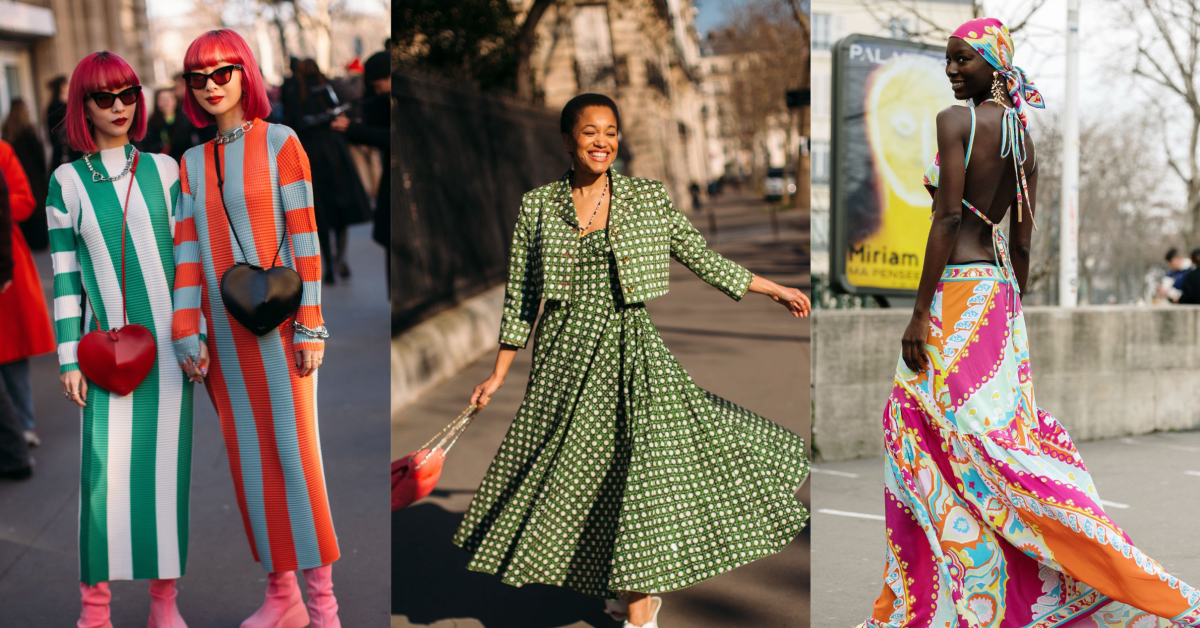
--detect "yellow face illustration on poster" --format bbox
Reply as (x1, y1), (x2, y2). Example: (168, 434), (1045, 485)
(839, 47), (959, 292)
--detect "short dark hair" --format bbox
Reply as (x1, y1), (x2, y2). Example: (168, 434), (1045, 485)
(560, 93), (620, 135)
(1191, 248), (1200, 262)
(1167, 247), (1182, 262)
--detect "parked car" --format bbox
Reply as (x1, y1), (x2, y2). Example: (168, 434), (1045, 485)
(764, 167), (796, 201)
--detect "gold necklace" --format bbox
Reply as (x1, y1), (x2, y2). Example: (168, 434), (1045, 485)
(576, 171), (610, 239)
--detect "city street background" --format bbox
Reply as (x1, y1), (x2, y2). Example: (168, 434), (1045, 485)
(811, 430), (1200, 628)
(392, 193), (812, 628)
(0, 224), (390, 626)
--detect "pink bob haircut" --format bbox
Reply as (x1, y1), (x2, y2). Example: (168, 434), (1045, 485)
(65, 51), (147, 153)
(181, 29), (271, 127)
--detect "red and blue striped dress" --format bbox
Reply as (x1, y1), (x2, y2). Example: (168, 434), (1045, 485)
(171, 119), (338, 573)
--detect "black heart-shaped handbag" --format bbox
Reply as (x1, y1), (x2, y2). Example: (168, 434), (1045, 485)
(213, 139), (303, 336)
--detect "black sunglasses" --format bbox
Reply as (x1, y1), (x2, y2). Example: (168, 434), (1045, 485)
(182, 64), (243, 90)
(87, 85), (141, 109)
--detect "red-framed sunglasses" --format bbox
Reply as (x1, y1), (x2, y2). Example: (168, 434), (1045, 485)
(182, 64), (243, 90)
(87, 85), (141, 109)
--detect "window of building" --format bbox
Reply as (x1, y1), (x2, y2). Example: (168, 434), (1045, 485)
(812, 140), (830, 185)
(813, 13), (832, 51)
(573, 4), (617, 90)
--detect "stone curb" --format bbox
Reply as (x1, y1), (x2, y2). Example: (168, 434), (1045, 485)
(391, 286), (504, 418)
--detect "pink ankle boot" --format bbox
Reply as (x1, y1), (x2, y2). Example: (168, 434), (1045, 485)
(78, 581), (113, 628)
(240, 571), (310, 628)
(148, 579), (188, 628)
(303, 565), (341, 628)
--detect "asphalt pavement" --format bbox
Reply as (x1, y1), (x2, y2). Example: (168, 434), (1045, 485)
(810, 431), (1200, 628)
(392, 193), (812, 628)
(0, 224), (391, 626)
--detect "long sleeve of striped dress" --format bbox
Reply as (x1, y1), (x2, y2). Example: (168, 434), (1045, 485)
(47, 146), (196, 585)
(170, 120), (338, 573)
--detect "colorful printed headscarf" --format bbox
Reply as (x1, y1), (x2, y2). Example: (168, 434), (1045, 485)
(951, 17), (1045, 129)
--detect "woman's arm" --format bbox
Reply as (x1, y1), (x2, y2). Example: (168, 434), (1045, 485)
(471, 345), (519, 409)
(1009, 147), (1037, 294)
(473, 197), (542, 407)
(171, 156), (208, 382)
(661, 182), (753, 300)
(746, 275), (810, 317)
(0, 142), (35, 223)
(276, 130), (325, 377)
(498, 197), (541, 348)
(902, 107), (969, 373)
(46, 170), (88, 405)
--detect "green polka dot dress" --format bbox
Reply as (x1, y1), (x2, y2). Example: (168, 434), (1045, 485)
(453, 219), (810, 598)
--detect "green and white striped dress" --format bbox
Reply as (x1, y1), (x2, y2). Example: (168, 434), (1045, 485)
(47, 145), (197, 585)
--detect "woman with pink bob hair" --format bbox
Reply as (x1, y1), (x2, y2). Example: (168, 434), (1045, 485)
(170, 30), (341, 628)
(46, 51), (196, 628)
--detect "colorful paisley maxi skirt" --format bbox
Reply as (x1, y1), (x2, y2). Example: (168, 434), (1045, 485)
(453, 228), (810, 598)
(868, 263), (1200, 627)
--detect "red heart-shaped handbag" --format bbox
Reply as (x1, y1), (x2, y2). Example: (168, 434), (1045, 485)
(77, 151), (156, 397)
(77, 324), (156, 396)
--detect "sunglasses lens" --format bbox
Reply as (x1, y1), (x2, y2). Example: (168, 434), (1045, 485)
(93, 93), (114, 108)
(213, 67), (234, 86)
(119, 88), (139, 106)
(187, 74), (206, 90)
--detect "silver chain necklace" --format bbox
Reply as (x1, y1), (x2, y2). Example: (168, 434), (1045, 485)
(576, 171), (610, 238)
(83, 146), (139, 183)
(215, 120), (254, 145)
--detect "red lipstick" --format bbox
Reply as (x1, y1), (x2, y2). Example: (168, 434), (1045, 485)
(113, 117), (127, 126)
(206, 96), (223, 105)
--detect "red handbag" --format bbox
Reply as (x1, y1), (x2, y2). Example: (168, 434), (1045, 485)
(392, 404), (479, 511)
(77, 151), (155, 397)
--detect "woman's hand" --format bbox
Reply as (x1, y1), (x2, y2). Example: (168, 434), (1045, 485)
(471, 372), (504, 409)
(748, 275), (810, 318)
(60, 371), (88, 407)
(901, 311), (932, 373)
(770, 285), (811, 318)
(296, 348), (324, 378)
(181, 341), (210, 383)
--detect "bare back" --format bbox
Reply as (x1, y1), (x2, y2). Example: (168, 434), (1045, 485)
(939, 102), (1038, 264)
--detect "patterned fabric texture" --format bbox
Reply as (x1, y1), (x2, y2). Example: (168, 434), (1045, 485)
(171, 120), (338, 573)
(47, 145), (195, 585)
(950, 18), (1045, 129)
(867, 263), (1200, 627)
(498, 170), (754, 347)
(454, 186), (810, 598)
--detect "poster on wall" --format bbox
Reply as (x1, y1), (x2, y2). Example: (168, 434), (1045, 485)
(830, 34), (959, 297)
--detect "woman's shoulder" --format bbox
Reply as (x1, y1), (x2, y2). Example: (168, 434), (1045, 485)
(143, 152), (180, 182)
(145, 151), (179, 169)
(936, 104), (974, 127)
(614, 172), (665, 198)
(51, 161), (80, 185)
(181, 141), (209, 167)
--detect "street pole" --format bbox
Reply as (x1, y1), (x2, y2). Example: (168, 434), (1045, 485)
(1060, 0), (1080, 307)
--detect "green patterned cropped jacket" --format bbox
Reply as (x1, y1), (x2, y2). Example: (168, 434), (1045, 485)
(499, 169), (754, 348)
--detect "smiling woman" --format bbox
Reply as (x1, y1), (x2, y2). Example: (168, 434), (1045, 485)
(452, 93), (811, 628)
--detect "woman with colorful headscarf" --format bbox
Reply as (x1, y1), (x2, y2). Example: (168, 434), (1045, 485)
(861, 18), (1200, 627)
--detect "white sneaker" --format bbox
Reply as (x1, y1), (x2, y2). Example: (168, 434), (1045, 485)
(22, 430), (40, 447)
(622, 596), (662, 628)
